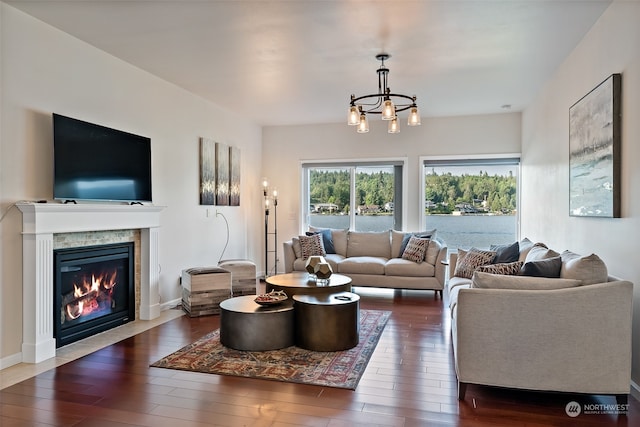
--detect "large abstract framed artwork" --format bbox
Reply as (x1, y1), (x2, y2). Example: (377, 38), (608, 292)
(229, 146), (241, 206)
(569, 73), (621, 218)
(215, 142), (230, 206)
(199, 138), (215, 205)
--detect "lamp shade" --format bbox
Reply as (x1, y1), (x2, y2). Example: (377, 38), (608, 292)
(381, 99), (396, 120)
(347, 106), (359, 125)
(388, 116), (400, 133)
(357, 113), (369, 133)
(407, 106), (421, 126)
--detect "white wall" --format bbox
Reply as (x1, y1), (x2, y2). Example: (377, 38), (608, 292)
(0, 4), (263, 364)
(262, 113), (521, 269)
(521, 0), (640, 388)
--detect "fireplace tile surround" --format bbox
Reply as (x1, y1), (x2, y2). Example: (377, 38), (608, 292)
(17, 202), (165, 363)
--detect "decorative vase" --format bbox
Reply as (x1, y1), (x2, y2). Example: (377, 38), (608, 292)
(305, 255), (326, 280)
(314, 261), (333, 285)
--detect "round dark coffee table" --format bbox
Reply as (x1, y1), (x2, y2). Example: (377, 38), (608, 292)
(265, 272), (352, 298)
(219, 295), (294, 351)
(293, 291), (360, 351)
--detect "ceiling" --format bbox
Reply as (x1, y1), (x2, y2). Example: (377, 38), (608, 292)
(6, 0), (612, 126)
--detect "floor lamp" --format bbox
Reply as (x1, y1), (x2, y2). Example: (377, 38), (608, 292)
(262, 179), (278, 278)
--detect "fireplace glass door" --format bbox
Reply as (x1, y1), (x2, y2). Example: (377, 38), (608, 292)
(54, 242), (135, 347)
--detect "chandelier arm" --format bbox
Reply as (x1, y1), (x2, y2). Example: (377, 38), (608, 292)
(351, 93), (416, 114)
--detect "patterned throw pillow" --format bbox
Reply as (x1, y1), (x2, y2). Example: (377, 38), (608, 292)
(299, 233), (326, 259)
(454, 248), (496, 279)
(477, 260), (523, 275)
(401, 236), (429, 263)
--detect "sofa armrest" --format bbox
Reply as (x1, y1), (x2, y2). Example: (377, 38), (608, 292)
(283, 240), (296, 273)
(454, 280), (633, 394)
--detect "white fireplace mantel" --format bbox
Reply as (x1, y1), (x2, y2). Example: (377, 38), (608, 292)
(17, 202), (165, 363)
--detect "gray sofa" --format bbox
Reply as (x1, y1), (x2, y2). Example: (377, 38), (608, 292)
(446, 239), (633, 403)
(283, 228), (447, 296)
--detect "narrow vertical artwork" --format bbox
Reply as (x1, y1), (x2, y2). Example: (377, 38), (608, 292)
(215, 142), (230, 206)
(229, 146), (241, 206)
(569, 73), (621, 218)
(199, 138), (215, 205)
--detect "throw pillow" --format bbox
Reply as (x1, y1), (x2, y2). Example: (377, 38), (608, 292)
(490, 241), (520, 264)
(524, 243), (560, 263)
(520, 256), (562, 278)
(477, 260), (523, 275)
(397, 229), (436, 257)
(308, 226), (348, 256)
(518, 237), (535, 261)
(453, 248), (496, 279)
(299, 233), (326, 259)
(401, 236), (429, 263)
(472, 271), (583, 290)
(306, 229), (336, 254)
(560, 251), (608, 285)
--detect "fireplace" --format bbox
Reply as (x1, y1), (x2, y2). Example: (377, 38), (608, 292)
(17, 202), (164, 363)
(54, 242), (135, 347)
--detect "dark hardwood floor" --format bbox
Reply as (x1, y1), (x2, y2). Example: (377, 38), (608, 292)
(1, 288), (637, 426)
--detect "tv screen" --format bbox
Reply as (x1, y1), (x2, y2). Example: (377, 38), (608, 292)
(53, 114), (152, 203)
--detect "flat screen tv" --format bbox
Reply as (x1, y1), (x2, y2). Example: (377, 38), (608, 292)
(53, 114), (152, 203)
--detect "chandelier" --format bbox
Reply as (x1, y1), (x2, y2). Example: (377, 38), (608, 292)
(347, 53), (421, 134)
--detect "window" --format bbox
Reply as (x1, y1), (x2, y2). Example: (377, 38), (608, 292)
(421, 156), (520, 251)
(303, 161), (405, 232)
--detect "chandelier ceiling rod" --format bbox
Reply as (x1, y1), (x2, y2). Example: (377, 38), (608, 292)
(347, 53), (421, 134)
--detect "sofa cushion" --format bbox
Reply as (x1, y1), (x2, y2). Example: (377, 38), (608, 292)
(347, 231), (391, 258)
(490, 241), (520, 263)
(401, 236), (429, 263)
(454, 248), (496, 279)
(477, 261), (523, 275)
(309, 226), (348, 256)
(338, 256), (386, 275)
(385, 258), (435, 277)
(560, 251), (608, 285)
(472, 271), (583, 290)
(521, 256), (562, 278)
(306, 229), (335, 254)
(291, 237), (302, 259)
(299, 233), (326, 259)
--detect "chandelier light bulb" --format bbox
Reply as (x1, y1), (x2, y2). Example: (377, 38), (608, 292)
(357, 113), (369, 133)
(382, 99), (396, 120)
(388, 116), (400, 133)
(347, 105), (359, 125)
(407, 105), (421, 126)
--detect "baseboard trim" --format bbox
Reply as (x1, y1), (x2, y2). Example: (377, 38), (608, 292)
(631, 379), (640, 402)
(0, 352), (23, 371)
(160, 298), (182, 311)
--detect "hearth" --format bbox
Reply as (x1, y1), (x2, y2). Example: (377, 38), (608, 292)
(54, 242), (135, 347)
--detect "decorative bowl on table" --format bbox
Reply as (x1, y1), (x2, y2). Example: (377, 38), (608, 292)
(254, 290), (288, 306)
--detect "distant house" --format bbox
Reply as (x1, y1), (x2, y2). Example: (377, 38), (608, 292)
(357, 205), (380, 214)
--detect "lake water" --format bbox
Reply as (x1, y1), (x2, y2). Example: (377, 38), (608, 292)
(309, 214), (516, 251)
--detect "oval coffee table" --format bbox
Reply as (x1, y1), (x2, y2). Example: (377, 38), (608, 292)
(265, 272), (352, 298)
(219, 295), (294, 351)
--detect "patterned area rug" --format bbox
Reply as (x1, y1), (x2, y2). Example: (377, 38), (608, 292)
(151, 309), (390, 390)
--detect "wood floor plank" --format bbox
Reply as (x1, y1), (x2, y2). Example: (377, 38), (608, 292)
(1, 287), (638, 426)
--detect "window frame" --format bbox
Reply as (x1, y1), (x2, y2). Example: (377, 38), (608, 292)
(419, 154), (521, 239)
(300, 158), (408, 233)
